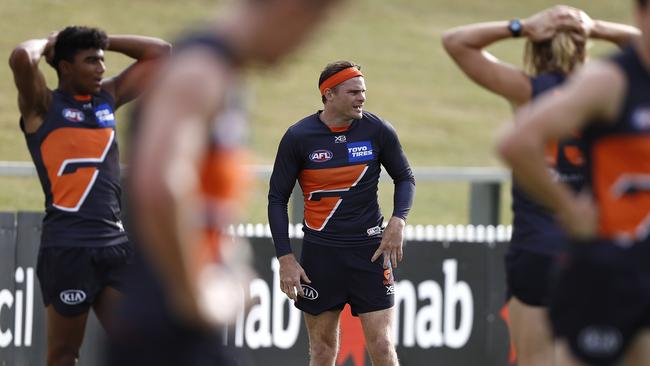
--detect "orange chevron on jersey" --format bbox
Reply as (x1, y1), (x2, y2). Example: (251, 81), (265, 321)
(198, 148), (250, 263)
(200, 149), (249, 201)
(40, 127), (115, 212)
(563, 146), (584, 166)
(299, 164), (368, 231)
(592, 135), (650, 241)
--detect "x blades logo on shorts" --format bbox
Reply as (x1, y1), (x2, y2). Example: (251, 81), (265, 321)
(385, 285), (395, 295)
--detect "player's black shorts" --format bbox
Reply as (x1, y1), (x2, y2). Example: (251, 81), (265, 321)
(107, 254), (238, 366)
(504, 247), (558, 306)
(36, 243), (133, 317)
(296, 240), (394, 316)
(549, 240), (650, 366)
(108, 317), (235, 366)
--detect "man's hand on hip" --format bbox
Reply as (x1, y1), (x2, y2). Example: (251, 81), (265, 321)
(371, 216), (405, 269)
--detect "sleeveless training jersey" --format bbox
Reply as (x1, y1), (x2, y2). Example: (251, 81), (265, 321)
(21, 89), (127, 248)
(268, 111), (415, 257)
(510, 72), (586, 255)
(582, 46), (650, 244)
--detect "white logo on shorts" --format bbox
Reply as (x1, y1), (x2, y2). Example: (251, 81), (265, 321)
(301, 285), (319, 300)
(114, 220), (125, 232)
(577, 325), (623, 357)
(385, 285), (395, 295)
(60, 290), (86, 305)
(367, 226), (382, 236)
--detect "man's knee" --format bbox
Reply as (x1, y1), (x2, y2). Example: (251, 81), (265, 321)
(309, 334), (339, 361)
(47, 345), (79, 366)
(517, 354), (553, 366)
(367, 335), (395, 355)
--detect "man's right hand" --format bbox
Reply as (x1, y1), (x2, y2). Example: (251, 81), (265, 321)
(523, 5), (588, 42)
(278, 254), (311, 301)
(44, 32), (58, 66)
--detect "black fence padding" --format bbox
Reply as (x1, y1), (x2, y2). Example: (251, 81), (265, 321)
(1, 213), (514, 366)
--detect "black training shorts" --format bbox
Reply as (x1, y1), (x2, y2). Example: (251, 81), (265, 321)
(36, 243), (133, 317)
(505, 247), (558, 306)
(107, 253), (240, 366)
(296, 240), (394, 316)
(549, 240), (650, 366)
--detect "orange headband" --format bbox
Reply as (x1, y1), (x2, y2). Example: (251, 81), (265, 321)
(319, 67), (363, 96)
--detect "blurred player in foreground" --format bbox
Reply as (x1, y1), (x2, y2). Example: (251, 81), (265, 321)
(108, 0), (344, 365)
(443, 6), (639, 365)
(498, 1), (650, 364)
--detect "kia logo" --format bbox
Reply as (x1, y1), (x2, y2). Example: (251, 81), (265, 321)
(309, 150), (333, 163)
(578, 326), (623, 356)
(301, 285), (319, 300)
(60, 290), (86, 305)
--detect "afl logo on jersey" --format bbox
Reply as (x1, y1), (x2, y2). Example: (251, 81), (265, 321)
(62, 108), (85, 123)
(309, 149), (333, 163)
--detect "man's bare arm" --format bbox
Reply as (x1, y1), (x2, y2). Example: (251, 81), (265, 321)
(9, 35), (56, 132)
(101, 35), (171, 108)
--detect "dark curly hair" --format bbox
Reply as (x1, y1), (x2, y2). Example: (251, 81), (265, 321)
(49, 26), (108, 73)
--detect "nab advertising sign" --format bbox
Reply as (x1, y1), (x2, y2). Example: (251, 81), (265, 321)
(225, 238), (510, 366)
(0, 213), (512, 365)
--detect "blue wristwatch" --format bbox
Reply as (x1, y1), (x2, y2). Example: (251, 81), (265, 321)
(508, 19), (523, 38)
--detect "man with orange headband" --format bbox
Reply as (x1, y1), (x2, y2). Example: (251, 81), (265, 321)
(268, 60), (415, 365)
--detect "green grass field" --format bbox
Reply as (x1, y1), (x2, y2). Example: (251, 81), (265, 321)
(0, 0), (636, 224)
